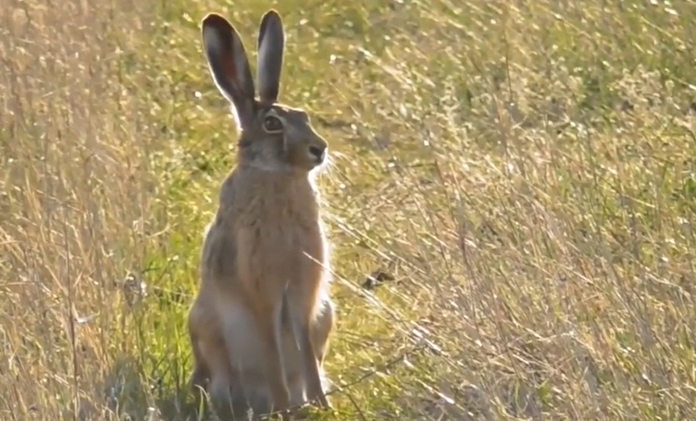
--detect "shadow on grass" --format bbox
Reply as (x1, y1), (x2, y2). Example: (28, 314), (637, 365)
(92, 352), (207, 421)
(97, 354), (293, 421)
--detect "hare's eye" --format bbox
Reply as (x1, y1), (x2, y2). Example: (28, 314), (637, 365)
(263, 115), (284, 133)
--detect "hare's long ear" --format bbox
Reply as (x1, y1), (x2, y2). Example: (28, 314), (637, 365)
(201, 13), (256, 128)
(257, 10), (285, 104)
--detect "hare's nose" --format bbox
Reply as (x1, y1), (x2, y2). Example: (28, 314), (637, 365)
(309, 144), (326, 163)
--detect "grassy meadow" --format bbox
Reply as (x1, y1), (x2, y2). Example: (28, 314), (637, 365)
(2, 0), (696, 419)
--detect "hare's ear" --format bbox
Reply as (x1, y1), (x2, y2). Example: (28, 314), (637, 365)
(257, 9), (285, 104)
(201, 13), (256, 128)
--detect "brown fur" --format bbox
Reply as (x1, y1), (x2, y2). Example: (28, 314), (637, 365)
(187, 10), (336, 419)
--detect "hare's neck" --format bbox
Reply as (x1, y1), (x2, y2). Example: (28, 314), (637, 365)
(224, 167), (321, 215)
(270, 173), (319, 211)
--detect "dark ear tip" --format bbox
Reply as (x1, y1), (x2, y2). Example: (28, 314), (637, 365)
(202, 13), (232, 31)
(260, 9), (282, 24)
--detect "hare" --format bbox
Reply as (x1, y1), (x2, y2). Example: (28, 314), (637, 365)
(186, 9), (336, 418)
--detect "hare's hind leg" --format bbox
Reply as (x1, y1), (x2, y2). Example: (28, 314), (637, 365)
(285, 293), (333, 409)
(188, 300), (213, 395)
(189, 338), (210, 395)
(283, 298), (335, 408)
(310, 295), (335, 404)
(312, 296), (335, 367)
(188, 297), (238, 409)
(298, 324), (330, 408)
(312, 296), (335, 401)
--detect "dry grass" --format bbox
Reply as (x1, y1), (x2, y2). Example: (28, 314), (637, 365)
(2, 0), (696, 420)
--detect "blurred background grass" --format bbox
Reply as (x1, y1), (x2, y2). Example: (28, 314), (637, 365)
(2, 0), (696, 420)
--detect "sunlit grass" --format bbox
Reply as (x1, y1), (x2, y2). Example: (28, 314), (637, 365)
(2, 0), (696, 420)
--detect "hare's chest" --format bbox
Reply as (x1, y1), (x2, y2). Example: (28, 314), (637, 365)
(270, 220), (325, 264)
(237, 213), (327, 283)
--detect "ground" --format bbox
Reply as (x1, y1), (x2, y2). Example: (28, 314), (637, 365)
(2, 0), (696, 420)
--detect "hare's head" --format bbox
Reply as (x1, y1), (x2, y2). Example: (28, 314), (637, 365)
(201, 11), (328, 173)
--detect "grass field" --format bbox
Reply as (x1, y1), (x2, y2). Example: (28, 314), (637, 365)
(2, 0), (696, 419)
